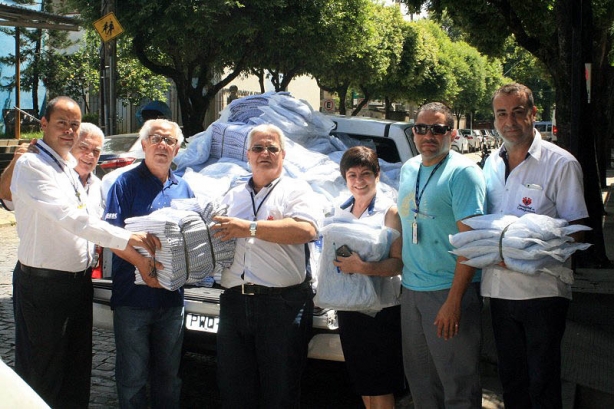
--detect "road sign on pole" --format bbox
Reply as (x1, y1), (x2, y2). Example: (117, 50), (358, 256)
(322, 99), (335, 112)
(94, 12), (124, 43)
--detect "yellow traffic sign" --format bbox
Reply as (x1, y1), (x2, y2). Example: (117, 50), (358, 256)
(93, 12), (124, 42)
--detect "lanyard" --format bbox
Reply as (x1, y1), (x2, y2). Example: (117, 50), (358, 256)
(37, 142), (92, 266)
(414, 155), (448, 215)
(37, 142), (84, 206)
(249, 178), (281, 221)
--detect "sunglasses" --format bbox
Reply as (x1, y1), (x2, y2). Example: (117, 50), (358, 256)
(250, 145), (281, 154)
(149, 134), (178, 146)
(413, 124), (451, 135)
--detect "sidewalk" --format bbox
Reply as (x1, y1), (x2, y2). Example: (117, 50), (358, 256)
(563, 168), (614, 407)
(0, 206), (15, 228)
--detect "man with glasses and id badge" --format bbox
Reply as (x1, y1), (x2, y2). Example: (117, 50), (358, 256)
(397, 102), (486, 408)
(104, 119), (194, 408)
(211, 124), (322, 408)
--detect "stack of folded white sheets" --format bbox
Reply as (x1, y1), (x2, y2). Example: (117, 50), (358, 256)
(124, 201), (236, 290)
(171, 197), (236, 284)
(126, 208), (210, 290)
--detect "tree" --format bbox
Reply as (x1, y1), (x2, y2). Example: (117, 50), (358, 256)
(307, 0), (381, 115)
(499, 39), (555, 121)
(244, 0), (334, 92)
(370, 20), (439, 118)
(402, 0), (613, 266)
(39, 29), (169, 114)
(66, 0), (310, 136)
(114, 34), (169, 107)
(351, 4), (406, 116)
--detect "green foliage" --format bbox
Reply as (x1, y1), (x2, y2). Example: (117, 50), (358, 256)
(81, 112), (99, 124)
(115, 35), (169, 106)
(67, 0), (298, 135)
(39, 29), (169, 113)
(40, 31), (99, 110)
(311, 0), (396, 114)
(499, 38), (555, 120)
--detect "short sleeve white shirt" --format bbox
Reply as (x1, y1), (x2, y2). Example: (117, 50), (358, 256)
(481, 133), (589, 300)
(220, 176), (323, 288)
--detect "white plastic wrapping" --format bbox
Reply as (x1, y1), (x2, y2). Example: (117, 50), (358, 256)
(314, 220), (400, 312)
(450, 213), (592, 283)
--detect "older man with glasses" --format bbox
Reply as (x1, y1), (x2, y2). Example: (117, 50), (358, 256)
(104, 119), (194, 409)
(212, 123), (322, 408)
(397, 102), (486, 408)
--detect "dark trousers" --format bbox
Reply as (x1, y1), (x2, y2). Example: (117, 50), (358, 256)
(14, 265), (93, 409)
(217, 285), (314, 409)
(490, 297), (569, 409)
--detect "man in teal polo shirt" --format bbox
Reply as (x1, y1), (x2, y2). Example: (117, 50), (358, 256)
(397, 102), (486, 408)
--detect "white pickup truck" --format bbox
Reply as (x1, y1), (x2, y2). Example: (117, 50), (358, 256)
(92, 115), (418, 361)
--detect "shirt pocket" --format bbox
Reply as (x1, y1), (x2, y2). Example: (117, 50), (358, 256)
(261, 204), (284, 221)
(512, 183), (546, 214)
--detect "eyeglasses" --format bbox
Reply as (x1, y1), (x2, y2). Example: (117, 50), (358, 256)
(413, 124), (451, 135)
(250, 145), (281, 154)
(148, 134), (178, 146)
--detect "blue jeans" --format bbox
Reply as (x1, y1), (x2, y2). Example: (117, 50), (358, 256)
(217, 285), (314, 409)
(113, 306), (184, 409)
(490, 297), (569, 409)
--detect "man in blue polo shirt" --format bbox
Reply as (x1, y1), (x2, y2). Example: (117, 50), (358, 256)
(104, 119), (194, 409)
(397, 102), (486, 408)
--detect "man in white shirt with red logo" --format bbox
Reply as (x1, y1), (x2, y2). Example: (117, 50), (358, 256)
(212, 124), (322, 408)
(481, 83), (588, 408)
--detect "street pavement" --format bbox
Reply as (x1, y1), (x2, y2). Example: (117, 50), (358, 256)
(0, 166), (613, 407)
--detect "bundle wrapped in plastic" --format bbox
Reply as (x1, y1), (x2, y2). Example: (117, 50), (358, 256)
(450, 213), (592, 283)
(124, 200), (237, 290)
(125, 208), (212, 291)
(209, 122), (253, 162)
(314, 219), (399, 312)
(171, 197), (236, 284)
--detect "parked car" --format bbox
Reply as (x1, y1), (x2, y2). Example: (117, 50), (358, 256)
(535, 121), (557, 143)
(490, 129), (502, 147)
(480, 129), (496, 149)
(95, 133), (143, 178)
(459, 130), (481, 152)
(451, 132), (469, 153)
(92, 115), (420, 362)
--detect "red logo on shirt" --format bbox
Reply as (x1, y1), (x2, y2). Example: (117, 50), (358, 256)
(522, 197), (532, 206)
(267, 215), (274, 220)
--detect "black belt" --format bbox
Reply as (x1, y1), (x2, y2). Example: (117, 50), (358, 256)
(21, 264), (92, 279)
(227, 279), (310, 296)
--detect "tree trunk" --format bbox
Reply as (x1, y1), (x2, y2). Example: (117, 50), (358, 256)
(564, 0), (610, 267)
(337, 85), (349, 116)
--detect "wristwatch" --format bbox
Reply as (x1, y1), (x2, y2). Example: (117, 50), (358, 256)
(249, 221), (257, 237)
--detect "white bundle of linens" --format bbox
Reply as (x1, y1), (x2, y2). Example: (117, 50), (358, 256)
(170, 197), (236, 284)
(314, 219), (399, 312)
(125, 208), (211, 291)
(449, 213), (592, 283)
(124, 200), (236, 290)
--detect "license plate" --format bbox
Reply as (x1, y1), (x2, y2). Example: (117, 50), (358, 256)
(186, 313), (219, 333)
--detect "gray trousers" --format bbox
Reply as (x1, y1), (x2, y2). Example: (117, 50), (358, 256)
(400, 284), (482, 409)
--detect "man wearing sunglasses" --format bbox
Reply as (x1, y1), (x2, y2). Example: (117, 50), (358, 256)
(212, 124), (322, 408)
(481, 83), (588, 408)
(397, 102), (486, 407)
(104, 119), (194, 408)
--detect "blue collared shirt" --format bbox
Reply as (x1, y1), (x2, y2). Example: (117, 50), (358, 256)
(104, 161), (194, 308)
